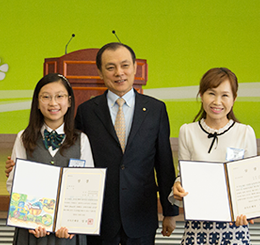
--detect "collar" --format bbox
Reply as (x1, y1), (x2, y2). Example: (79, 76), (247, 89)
(200, 118), (234, 134)
(107, 89), (135, 108)
(41, 123), (65, 137)
(199, 119), (235, 153)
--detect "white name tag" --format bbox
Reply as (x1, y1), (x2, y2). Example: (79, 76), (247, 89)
(226, 147), (245, 161)
(68, 158), (86, 167)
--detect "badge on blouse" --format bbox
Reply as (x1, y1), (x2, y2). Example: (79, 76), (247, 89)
(68, 158), (86, 167)
(226, 147), (245, 161)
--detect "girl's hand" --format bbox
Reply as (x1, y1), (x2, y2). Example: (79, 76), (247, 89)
(29, 226), (50, 238)
(55, 227), (75, 239)
(230, 215), (254, 226)
(173, 181), (188, 201)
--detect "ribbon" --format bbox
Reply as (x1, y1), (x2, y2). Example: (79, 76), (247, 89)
(43, 129), (65, 150)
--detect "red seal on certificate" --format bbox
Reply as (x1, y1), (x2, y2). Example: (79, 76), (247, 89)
(87, 218), (93, 225)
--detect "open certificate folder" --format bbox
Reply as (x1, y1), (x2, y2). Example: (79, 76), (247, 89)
(7, 158), (106, 234)
(179, 155), (260, 222)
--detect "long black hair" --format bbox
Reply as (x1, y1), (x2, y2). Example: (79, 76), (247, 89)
(22, 73), (78, 155)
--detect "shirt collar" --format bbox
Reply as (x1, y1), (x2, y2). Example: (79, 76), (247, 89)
(107, 89), (135, 108)
(41, 123), (65, 137)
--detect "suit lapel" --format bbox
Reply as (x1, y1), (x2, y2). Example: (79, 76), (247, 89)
(93, 92), (118, 142)
(127, 92), (149, 147)
(93, 90), (149, 150)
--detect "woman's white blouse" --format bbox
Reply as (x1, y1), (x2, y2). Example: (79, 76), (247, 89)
(169, 120), (257, 206)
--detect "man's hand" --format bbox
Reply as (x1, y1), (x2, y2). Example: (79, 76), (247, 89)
(161, 216), (176, 237)
(5, 156), (15, 177)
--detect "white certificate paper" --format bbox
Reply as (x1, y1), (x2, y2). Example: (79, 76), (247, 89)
(7, 158), (106, 234)
(180, 160), (231, 222)
(227, 157), (260, 220)
(56, 168), (106, 234)
(179, 156), (260, 222)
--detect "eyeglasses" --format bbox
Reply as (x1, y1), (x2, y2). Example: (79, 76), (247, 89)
(39, 93), (69, 103)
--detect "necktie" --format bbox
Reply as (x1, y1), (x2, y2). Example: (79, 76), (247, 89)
(43, 129), (65, 150)
(115, 98), (126, 152)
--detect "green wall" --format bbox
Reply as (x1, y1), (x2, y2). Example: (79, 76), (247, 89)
(1, 0), (260, 137)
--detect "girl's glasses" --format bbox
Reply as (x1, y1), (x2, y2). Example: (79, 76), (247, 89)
(39, 93), (69, 103)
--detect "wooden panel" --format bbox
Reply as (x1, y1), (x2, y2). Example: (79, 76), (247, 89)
(73, 87), (107, 108)
(63, 61), (100, 79)
(44, 60), (58, 75)
(0, 196), (9, 211)
(135, 61), (148, 82)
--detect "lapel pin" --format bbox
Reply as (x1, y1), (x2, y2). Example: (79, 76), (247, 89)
(143, 108), (146, 111)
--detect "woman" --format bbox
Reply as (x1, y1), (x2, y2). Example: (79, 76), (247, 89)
(171, 67), (257, 245)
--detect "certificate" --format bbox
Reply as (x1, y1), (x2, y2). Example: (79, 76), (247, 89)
(179, 155), (260, 222)
(7, 158), (106, 235)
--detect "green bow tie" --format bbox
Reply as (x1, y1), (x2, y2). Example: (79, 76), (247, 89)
(43, 129), (65, 150)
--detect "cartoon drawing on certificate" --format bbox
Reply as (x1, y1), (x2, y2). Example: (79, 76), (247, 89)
(8, 192), (55, 229)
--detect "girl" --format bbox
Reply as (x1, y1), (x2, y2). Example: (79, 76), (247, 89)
(6, 73), (94, 245)
(171, 68), (257, 245)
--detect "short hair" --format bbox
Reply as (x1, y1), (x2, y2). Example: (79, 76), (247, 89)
(194, 67), (239, 122)
(96, 42), (136, 71)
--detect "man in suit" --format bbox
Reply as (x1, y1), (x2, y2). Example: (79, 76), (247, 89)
(75, 42), (179, 244)
(5, 42), (178, 245)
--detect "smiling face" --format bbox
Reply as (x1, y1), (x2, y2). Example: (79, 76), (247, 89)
(98, 46), (137, 97)
(201, 79), (235, 129)
(38, 80), (71, 129)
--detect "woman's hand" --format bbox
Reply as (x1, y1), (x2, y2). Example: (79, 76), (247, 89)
(29, 226), (50, 238)
(55, 227), (75, 239)
(230, 215), (254, 226)
(173, 181), (188, 201)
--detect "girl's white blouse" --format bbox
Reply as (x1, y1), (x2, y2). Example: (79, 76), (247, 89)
(6, 124), (94, 194)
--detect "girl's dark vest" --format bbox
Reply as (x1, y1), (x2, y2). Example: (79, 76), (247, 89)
(26, 134), (81, 167)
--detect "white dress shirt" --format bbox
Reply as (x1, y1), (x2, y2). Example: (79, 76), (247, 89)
(107, 89), (135, 144)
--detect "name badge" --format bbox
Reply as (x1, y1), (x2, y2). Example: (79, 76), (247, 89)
(68, 158), (86, 167)
(226, 147), (245, 161)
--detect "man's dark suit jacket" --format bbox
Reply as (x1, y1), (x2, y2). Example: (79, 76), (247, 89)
(75, 90), (178, 239)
